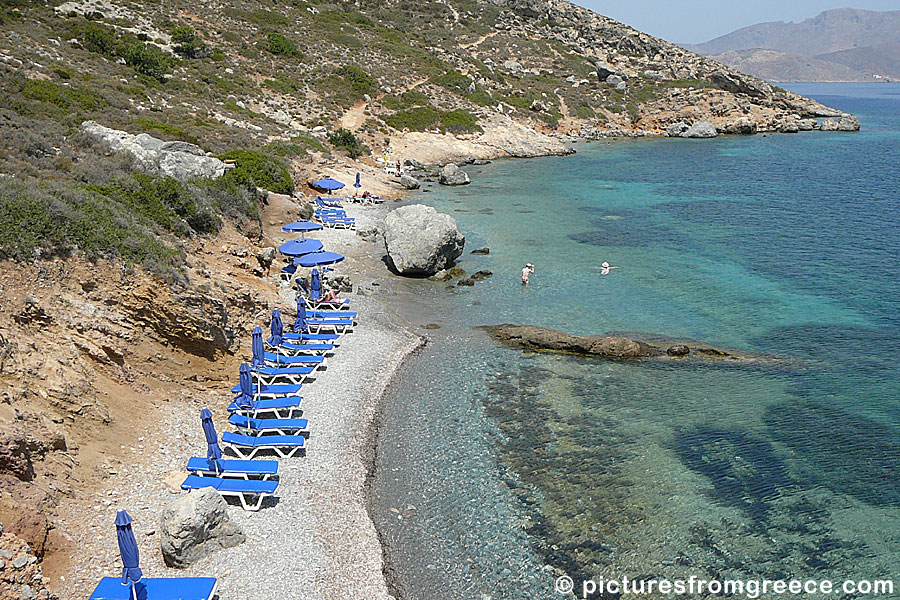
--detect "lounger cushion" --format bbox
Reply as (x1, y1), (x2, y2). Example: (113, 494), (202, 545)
(222, 431), (306, 448)
(186, 457), (278, 476)
(90, 577), (218, 600)
(229, 382), (302, 394)
(227, 395), (302, 413)
(182, 474), (278, 495)
(228, 414), (309, 431)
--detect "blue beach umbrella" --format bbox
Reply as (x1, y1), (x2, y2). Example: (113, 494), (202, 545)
(293, 251), (345, 268)
(251, 326), (266, 369)
(115, 510), (142, 590)
(269, 309), (284, 347)
(294, 299), (309, 333)
(354, 172), (361, 188)
(200, 408), (223, 474)
(282, 220), (324, 238)
(310, 268), (322, 301)
(313, 177), (344, 191)
(236, 363), (254, 409)
(278, 238), (324, 257)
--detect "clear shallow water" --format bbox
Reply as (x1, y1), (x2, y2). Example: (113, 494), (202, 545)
(372, 83), (900, 599)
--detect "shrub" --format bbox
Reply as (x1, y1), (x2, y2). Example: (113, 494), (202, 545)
(133, 117), (191, 140)
(335, 65), (376, 98)
(263, 76), (299, 94)
(468, 88), (494, 106)
(263, 141), (308, 158)
(123, 42), (171, 81)
(384, 106), (441, 131)
(327, 128), (365, 159)
(440, 109), (481, 134)
(171, 26), (209, 59)
(266, 32), (301, 58)
(400, 89), (429, 106)
(79, 20), (117, 55)
(430, 69), (471, 94)
(218, 150), (293, 195)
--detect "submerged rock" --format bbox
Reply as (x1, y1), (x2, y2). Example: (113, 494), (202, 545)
(383, 205), (465, 276)
(471, 247), (490, 255)
(457, 270), (493, 286)
(483, 324), (657, 358)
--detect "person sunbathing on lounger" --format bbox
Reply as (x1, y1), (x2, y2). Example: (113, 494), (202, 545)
(321, 289), (344, 304)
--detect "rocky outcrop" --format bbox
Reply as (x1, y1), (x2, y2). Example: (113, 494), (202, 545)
(682, 121), (718, 138)
(438, 163), (470, 186)
(483, 324), (658, 358)
(0, 526), (58, 600)
(81, 121), (226, 181)
(383, 205), (465, 276)
(160, 489), (245, 568)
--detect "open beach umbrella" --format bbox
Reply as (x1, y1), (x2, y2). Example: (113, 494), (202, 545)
(235, 363), (254, 409)
(354, 172), (361, 188)
(282, 220), (324, 238)
(115, 510), (143, 593)
(310, 268), (322, 301)
(293, 251), (345, 268)
(251, 326), (266, 369)
(200, 408), (223, 474)
(313, 177), (345, 191)
(278, 238), (324, 257)
(269, 309), (284, 347)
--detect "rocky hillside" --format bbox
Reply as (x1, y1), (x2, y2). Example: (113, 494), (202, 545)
(685, 8), (900, 81)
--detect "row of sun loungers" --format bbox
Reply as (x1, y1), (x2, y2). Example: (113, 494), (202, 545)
(93, 211), (360, 598)
(314, 197), (356, 229)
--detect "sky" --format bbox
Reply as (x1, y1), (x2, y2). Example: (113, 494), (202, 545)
(576, 1), (900, 44)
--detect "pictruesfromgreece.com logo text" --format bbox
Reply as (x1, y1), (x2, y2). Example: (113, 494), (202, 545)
(554, 575), (895, 598)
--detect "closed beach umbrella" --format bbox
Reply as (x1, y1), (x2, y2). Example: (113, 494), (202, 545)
(294, 299), (307, 333)
(313, 177), (344, 191)
(269, 309), (284, 347)
(115, 510), (142, 589)
(251, 326), (266, 369)
(236, 363), (254, 409)
(278, 238), (324, 257)
(354, 172), (361, 188)
(310, 268), (322, 301)
(293, 251), (345, 268)
(282, 220), (323, 238)
(200, 408), (223, 474)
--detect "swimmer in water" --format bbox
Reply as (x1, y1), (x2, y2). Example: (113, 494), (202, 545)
(521, 263), (535, 285)
(600, 261), (619, 275)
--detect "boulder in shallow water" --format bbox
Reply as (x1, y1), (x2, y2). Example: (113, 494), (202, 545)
(667, 344), (690, 357)
(383, 205), (465, 276)
(399, 174), (421, 189)
(439, 163), (470, 186)
(837, 115), (860, 131)
(681, 121), (718, 138)
(483, 324), (657, 358)
(666, 121), (689, 137)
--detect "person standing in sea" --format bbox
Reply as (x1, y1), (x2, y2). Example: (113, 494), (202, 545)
(521, 263), (535, 285)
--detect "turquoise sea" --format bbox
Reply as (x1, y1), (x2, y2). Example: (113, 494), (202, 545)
(371, 83), (900, 599)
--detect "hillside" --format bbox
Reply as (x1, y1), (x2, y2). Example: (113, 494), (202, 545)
(685, 8), (900, 81)
(707, 49), (876, 82)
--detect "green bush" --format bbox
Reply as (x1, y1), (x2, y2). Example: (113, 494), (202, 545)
(218, 150), (293, 195)
(327, 128), (365, 159)
(468, 88), (494, 106)
(430, 69), (471, 94)
(123, 42), (171, 81)
(335, 65), (376, 98)
(133, 117), (191, 140)
(263, 76), (299, 94)
(171, 26), (209, 59)
(266, 32), (301, 58)
(440, 109), (481, 134)
(79, 20), (117, 55)
(263, 141), (308, 158)
(384, 106), (441, 131)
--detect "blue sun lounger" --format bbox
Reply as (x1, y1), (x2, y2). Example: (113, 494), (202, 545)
(266, 338), (333, 356)
(282, 331), (340, 343)
(90, 577), (218, 600)
(186, 457), (279, 480)
(227, 395), (302, 419)
(229, 414), (309, 436)
(181, 474), (278, 511)
(306, 308), (358, 320)
(263, 352), (329, 367)
(230, 381), (302, 398)
(252, 364), (315, 385)
(221, 431), (306, 459)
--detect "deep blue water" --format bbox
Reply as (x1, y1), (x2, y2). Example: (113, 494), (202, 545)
(372, 83), (900, 599)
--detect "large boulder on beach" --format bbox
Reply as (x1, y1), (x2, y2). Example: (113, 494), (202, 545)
(438, 163), (470, 186)
(160, 489), (245, 568)
(399, 174), (420, 190)
(383, 205), (465, 276)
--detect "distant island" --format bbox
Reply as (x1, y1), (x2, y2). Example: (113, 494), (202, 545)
(681, 8), (900, 82)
